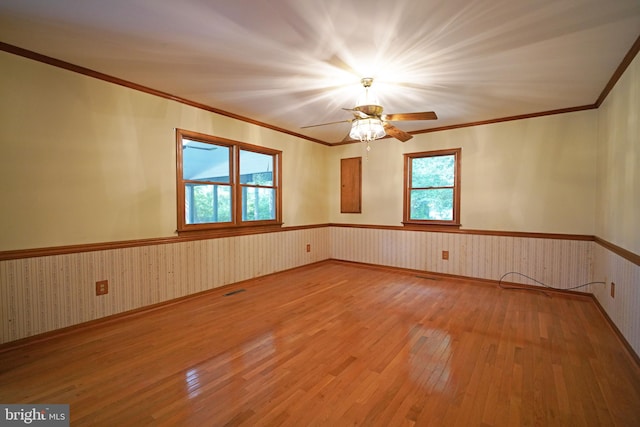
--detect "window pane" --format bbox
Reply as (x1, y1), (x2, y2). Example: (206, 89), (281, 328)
(410, 189), (453, 220)
(240, 150), (273, 186)
(242, 186), (275, 221)
(182, 139), (230, 183)
(185, 184), (232, 224)
(411, 155), (455, 188)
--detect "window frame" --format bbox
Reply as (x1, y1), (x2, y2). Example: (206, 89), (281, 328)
(176, 129), (282, 235)
(403, 148), (461, 228)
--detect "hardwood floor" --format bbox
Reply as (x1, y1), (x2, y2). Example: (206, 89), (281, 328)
(1, 261), (639, 426)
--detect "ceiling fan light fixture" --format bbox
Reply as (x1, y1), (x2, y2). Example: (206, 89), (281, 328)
(349, 118), (386, 143)
(300, 76), (436, 146)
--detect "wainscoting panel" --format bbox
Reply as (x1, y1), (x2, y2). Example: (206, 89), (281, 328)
(6, 225), (636, 355)
(592, 244), (640, 356)
(330, 227), (593, 290)
(0, 227), (330, 344)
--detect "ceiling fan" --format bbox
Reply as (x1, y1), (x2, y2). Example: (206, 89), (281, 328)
(302, 77), (437, 143)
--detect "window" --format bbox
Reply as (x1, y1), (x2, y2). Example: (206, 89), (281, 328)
(403, 148), (461, 227)
(176, 129), (282, 233)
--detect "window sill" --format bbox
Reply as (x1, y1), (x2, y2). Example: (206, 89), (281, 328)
(176, 222), (284, 239)
(402, 222), (461, 232)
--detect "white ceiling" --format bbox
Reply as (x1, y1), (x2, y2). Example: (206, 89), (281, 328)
(1, 0), (639, 144)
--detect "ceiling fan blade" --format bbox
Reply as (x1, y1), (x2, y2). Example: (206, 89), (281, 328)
(325, 54), (359, 76)
(342, 107), (371, 119)
(383, 122), (413, 142)
(383, 111), (438, 121)
(301, 119), (351, 129)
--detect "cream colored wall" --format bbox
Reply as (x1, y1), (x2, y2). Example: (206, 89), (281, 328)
(329, 111), (598, 235)
(0, 50), (602, 250)
(596, 53), (640, 255)
(0, 52), (329, 251)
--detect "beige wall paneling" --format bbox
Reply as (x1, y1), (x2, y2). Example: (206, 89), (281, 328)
(0, 228), (330, 344)
(593, 245), (640, 356)
(330, 227), (593, 289)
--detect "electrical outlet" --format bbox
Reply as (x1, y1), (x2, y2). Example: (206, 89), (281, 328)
(96, 280), (108, 296)
(442, 250), (449, 260)
(610, 282), (615, 298)
(306, 244), (311, 253)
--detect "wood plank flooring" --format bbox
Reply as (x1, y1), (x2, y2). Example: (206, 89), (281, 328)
(1, 261), (639, 426)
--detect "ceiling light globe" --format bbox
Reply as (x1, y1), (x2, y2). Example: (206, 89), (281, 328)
(350, 118), (386, 142)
